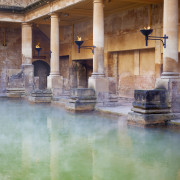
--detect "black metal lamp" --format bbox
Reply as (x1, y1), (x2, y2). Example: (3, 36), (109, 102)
(75, 36), (96, 54)
(140, 28), (168, 48)
(35, 43), (42, 56)
(35, 47), (42, 56)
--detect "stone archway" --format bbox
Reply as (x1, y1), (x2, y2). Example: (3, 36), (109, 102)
(33, 60), (50, 89)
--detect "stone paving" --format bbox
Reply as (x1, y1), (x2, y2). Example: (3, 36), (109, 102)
(96, 98), (133, 116)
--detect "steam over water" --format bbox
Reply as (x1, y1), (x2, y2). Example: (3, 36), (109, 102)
(0, 99), (180, 180)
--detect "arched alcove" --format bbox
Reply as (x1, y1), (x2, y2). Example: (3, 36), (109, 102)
(33, 60), (50, 89)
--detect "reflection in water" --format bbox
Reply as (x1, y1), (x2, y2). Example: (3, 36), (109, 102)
(0, 100), (180, 180)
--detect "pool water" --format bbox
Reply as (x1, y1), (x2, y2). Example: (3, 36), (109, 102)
(0, 99), (180, 180)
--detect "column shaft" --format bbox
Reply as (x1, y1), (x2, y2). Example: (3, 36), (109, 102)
(22, 23), (32, 65)
(50, 13), (60, 75)
(92, 0), (104, 76)
(162, 0), (179, 78)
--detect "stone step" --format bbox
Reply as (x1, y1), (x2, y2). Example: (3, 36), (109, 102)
(6, 88), (25, 98)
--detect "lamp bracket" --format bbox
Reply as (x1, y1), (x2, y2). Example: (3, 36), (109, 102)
(148, 35), (168, 48)
(80, 46), (96, 54)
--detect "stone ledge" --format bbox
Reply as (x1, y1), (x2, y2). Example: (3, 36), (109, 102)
(128, 112), (174, 126)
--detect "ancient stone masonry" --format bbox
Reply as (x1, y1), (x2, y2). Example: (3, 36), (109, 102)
(66, 88), (96, 112)
(128, 89), (174, 126)
(0, 0), (40, 7)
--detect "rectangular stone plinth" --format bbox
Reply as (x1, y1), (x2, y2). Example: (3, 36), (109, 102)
(66, 88), (96, 112)
(133, 89), (170, 110)
(128, 112), (174, 126)
(6, 88), (25, 98)
(28, 89), (52, 103)
(47, 75), (63, 97)
(156, 78), (180, 113)
(88, 76), (109, 105)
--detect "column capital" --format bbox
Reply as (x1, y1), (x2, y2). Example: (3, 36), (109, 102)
(93, 0), (103, 3)
(22, 22), (32, 27)
(49, 12), (59, 18)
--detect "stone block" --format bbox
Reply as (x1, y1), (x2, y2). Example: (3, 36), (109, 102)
(6, 88), (25, 98)
(133, 89), (170, 110)
(28, 89), (52, 103)
(88, 76), (109, 93)
(21, 64), (34, 95)
(155, 78), (180, 113)
(128, 89), (172, 126)
(66, 88), (96, 112)
(128, 112), (174, 126)
(88, 76), (109, 103)
(47, 75), (63, 97)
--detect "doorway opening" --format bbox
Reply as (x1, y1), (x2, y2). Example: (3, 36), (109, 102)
(33, 60), (50, 89)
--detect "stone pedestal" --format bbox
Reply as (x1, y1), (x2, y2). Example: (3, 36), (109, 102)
(155, 78), (180, 113)
(21, 64), (34, 95)
(47, 75), (63, 97)
(6, 88), (25, 98)
(128, 89), (174, 126)
(88, 76), (109, 106)
(28, 89), (52, 103)
(66, 88), (96, 112)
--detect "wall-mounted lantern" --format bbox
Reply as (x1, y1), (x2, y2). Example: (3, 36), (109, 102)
(35, 43), (42, 56)
(75, 36), (96, 54)
(34, 43), (52, 58)
(140, 27), (168, 48)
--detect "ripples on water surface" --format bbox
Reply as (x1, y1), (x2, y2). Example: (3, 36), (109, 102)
(0, 99), (180, 180)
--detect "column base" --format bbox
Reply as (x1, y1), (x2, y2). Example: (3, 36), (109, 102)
(155, 78), (180, 113)
(21, 64), (34, 95)
(47, 75), (63, 97)
(88, 76), (109, 105)
(161, 72), (179, 79)
(91, 73), (105, 77)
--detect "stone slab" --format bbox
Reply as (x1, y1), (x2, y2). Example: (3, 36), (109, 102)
(66, 88), (96, 112)
(128, 112), (174, 126)
(132, 107), (171, 114)
(133, 89), (170, 109)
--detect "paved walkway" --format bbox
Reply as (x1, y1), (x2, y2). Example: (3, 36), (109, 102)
(96, 105), (131, 116)
(96, 98), (133, 116)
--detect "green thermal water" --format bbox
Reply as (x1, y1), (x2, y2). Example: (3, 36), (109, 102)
(0, 99), (180, 180)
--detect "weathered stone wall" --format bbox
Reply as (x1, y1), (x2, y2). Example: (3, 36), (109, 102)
(0, 24), (21, 92)
(58, 4), (163, 98)
(32, 26), (50, 65)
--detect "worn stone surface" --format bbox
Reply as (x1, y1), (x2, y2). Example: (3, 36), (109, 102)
(128, 112), (174, 126)
(28, 89), (52, 103)
(155, 78), (180, 113)
(128, 89), (172, 126)
(47, 75), (63, 97)
(133, 89), (170, 110)
(66, 88), (96, 112)
(6, 88), (25, 98)
(21, 64), (34, 95)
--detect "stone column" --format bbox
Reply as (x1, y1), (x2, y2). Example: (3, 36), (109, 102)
(155, 0), (180, 113)
(162, 0), (179, 78)
(22, 23), (32, 65)
(21, 23), (34, 94)
(47, 13), (63, 96)
(92, 0), (104, 77)
(50, 13), (60, 76)
(88, 0), (109, 106)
